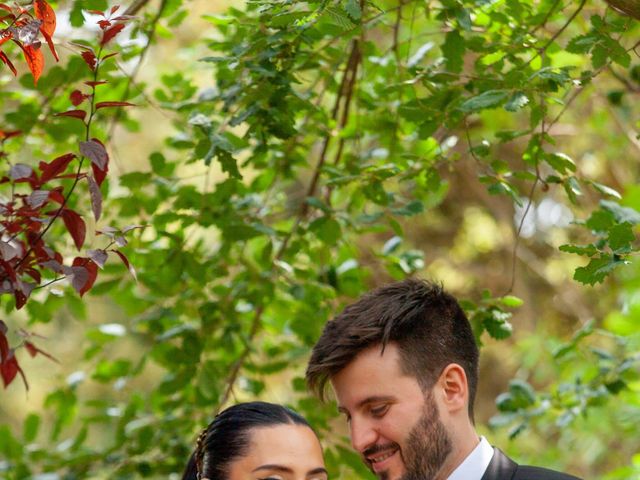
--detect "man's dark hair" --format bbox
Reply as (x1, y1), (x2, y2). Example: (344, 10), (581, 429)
(306, 278), (480, 420)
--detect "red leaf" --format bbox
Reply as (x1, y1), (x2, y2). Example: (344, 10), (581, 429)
(79, 139), (108, 170)
(0, 129), (21, 140)
(40, 30), (58, 61)
(113, 249), (137, 281)
(0, 259), (17, 282)
(1, 349), (19, 387)
(0, 50), (17, 76)
(34, 0), (57, 60)
(55, 110), (86, 121)
(24, 341), (37, 357)
(27, 190), (50, 208)
(24, 341), (59, 362)
(87, 174), (102, 221)
(21, 44), (44, 85)
(87, 249), (108, 268)
(83, 138), (109, 186)
(0, 348), (29, 389)
(71, 257), (98, 296)
(69, 90), (86, 106)
(48, 187), (64, 203)
(0, 34), (10, 47)
(95, 101), (134, 110)
(110, 5), (120, 15)
(25, 267), (41, 283)
(61, 209), (86, 250)
(0, 322), (9, 361)
(39, 152), (76, 184)
(14, 287), (28, 309)
(102, 52), (118, 61)
(81, 50), (96, 70)
(101, 23), (125, 46)
(97, 19), (111, 29)
(34, 0), (56, 36)
(84, 80), (107, 87)
(87, 9), (105, 16)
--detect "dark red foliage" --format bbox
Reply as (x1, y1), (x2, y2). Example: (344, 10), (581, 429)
(0, 2), (137, 390)
(81, 50), (97, 70)
(101, 23), (125, 46)
(60, 209), (86, 250)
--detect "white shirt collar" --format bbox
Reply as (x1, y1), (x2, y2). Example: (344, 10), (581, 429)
(447, 436), (494, 480)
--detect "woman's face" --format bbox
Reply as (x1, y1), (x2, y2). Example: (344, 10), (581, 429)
(226, 424), (327, 480)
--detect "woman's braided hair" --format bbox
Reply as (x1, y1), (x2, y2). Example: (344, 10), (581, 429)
(194, 425), (210, 480)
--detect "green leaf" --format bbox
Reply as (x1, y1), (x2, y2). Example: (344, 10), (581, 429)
(460, 90), (509, 112)
(309, 217), (342, 245)
(573, 255), (626, 285)
(324, 6), (355, 30)
(590, 181), (621, 199)
(344, 0), (361, 21)
(608, 222), (635, 252)
(382, 236), (402, 255)
(559, 244), (598, 256)
(23, 413), (40, 443)
(586, 209), (616, 232)
(545, 152), (576, 175)
(392, 200), (424, 216)
(566, 34), (597, 54)
(500, 295), (524, 308)
(601, 200), (640, 224)
(504, 92), (529, 112)
(223, 223), (267, 241)
(564, 176), (582, 204)
(442, 30), (465, 74)
(483, 309), (513, 339)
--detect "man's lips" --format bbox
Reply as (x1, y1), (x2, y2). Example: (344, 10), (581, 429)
(364, 444), (401, 473)
(368, 448), (399, 472)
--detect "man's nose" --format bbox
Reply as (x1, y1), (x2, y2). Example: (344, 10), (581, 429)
(350, 418), (377, 453)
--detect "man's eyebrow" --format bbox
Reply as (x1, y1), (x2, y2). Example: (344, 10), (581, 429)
(337, 395), (395, 413)
(252, 465), (293, 473)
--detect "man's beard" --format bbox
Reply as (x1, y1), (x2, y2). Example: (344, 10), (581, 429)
(367, 391), (452, 480)
(400, 391), (452, 480)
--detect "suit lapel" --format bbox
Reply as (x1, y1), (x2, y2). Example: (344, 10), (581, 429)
(480, 448), (518, 480)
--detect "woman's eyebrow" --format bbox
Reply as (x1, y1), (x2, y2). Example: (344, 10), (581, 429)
(252, 464), (293, 473)
(307, 467), (329, 477)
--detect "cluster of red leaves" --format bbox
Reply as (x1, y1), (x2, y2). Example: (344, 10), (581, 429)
(0, 0), (57, 84)
(0, 320), (57, 389)
(0, 5), (137, 390)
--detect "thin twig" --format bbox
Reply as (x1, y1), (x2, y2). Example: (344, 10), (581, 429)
(108, 0), (168, 141)
(526, 0), (587, 67)
(530, 0), (563, 35)
(216, 36), (358, 408)
(10, 46), (105, 275)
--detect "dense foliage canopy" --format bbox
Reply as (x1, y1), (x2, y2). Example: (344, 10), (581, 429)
(1, 0), (639, 479)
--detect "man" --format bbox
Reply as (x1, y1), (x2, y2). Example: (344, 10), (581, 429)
(306, 278), (581, 480)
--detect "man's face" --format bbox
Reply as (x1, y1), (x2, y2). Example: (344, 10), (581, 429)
(330, 343), (452, 480)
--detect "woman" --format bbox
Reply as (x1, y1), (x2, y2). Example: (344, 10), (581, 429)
(182, 401), (328, 480)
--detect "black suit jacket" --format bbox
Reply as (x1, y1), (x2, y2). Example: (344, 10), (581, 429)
(480, 448), (581, 480)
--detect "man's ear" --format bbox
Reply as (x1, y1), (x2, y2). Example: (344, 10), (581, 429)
(436, 363), (468, 414)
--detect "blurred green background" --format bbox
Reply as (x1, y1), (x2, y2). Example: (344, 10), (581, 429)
(1, 0), (639, 478)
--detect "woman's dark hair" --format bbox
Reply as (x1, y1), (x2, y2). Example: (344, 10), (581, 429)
(182, 401), (312, 480)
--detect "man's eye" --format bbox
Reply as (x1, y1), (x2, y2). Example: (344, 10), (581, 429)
(370, 405), (388, 417)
